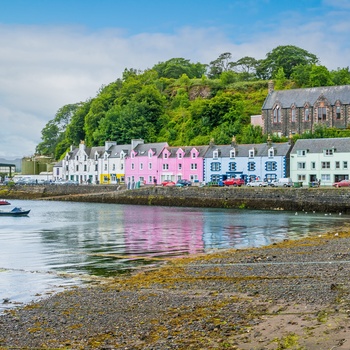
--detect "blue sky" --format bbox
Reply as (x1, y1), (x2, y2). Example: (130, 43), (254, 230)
(0, 0), (349, 158)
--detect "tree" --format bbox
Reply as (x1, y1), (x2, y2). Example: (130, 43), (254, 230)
(152, 58), (206, 79)
(274, 67), (287, 90)
(208, 52), (233, 79)
(290, 64), (312, 87)
(331, 67), (350, 85)
(258, 45), (319, 79)
(309, 65), (333, 87)
(231, 56), (258, 80)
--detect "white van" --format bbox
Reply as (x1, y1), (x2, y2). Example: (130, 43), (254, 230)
(270, 178), (293, 187)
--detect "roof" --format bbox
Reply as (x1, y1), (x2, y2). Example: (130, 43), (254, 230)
(291, 137), (350, 154)
(204, 142), (292, 158)
(162, 145), (209, 158)
(262, 85), (350, 110)
(133, 142), (168, 156)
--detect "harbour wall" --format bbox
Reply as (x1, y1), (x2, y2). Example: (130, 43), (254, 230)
(1, 185), (350, 213)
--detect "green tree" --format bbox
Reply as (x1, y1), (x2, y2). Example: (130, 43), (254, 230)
(274, 67), (287, 90)
(208, 52), (233, 79)
(153, 58), (206, 79)
(330, 67), (350, 85)
(258, 45), (319, 79)
(309, 65), (333, 87)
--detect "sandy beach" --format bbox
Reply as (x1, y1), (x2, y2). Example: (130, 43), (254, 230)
(1, 228), (350, 349)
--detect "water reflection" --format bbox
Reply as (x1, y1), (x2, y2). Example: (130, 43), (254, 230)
(0, 200), (349, 311)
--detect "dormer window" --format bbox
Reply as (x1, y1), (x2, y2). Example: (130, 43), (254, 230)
(95, 154), (98, 161)
(213, 150), (218, 159)
(297, 150), (307, 156)
(148, 152), (152, 158)
(76, 155), (79, 161)
(192, 152), (196, 159)
(249, 149), (255, 158)
(268, 147), (274, 158)
(120, 153), (125, 160)
(131, 153), (135, 159)
(324, 149), (334, 156)
(178, 153), (182, 159)
(164, 153), (168, 159)
(230, 149), (235, 158)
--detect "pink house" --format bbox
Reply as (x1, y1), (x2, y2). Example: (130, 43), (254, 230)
(125, 140), (168, 185)
(158, 146), (209, 184)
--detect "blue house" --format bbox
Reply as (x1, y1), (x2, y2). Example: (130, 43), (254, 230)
(203, 138), (293, 184)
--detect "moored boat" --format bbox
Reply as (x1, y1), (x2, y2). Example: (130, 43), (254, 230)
(0, 207), (30, 216)
(0, 200), (10, 205)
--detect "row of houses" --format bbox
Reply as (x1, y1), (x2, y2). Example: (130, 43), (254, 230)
(53, 137), (350, 187)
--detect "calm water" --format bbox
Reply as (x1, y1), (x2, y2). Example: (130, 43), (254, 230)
(0, 199), (349, 311)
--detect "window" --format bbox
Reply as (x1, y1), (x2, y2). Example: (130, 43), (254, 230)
(268, 147), (274, 157)
(112, 164), (115, 171)
(273, 106), (281, 122)
(148, 152), (152, 159)
(321, 174), (330, 181)
(163, 164), (169, 170)
(324, 149), (333, 156)
(140, 163), (143, 170)
(304, 108), (309, 122)
(318, 107), (327, 121)
(291, 108), (296, 122)
(335, 161), (340, 169)
(211, 162), (221, 171)
(298, 175), (306, 181)
(84, 165), (87, 171)
(229, 162), (236, 171)
(95, 154), (98, 161)
(321, 161), (330, 169)
(211, 174), (221, 182)
(311, 162), (316, 170)
(95, 164), (98, 171)
(297, 162), (306, 170)
(148, 176), (152, 183)
(249, 149), (255, 158)
(178, 153), (182, 159)
(131, 163), (135, 170)
(344, 161), (348, 169)
(213, 151), (218, 159)
(120, 163), (124, 170)
(230, 149), (235, 158)
(297, 150), (306, 156)
(104, 164), (107, 171)
(265, 161), (277, 171)
(336, 106), (341, 119)
(178, 163), (182, 170)
(164, 153), (168, 159)
(76, 165), (79, 171)
(66, 165), (68, 171)
(131, 153), (135, 159)
(84, 155), (87, 161)
(76, 155), (79, 161)
(191, 163), (197, 170)
(148, 162), (152, 170)
(247, 162), (255, 171)
(192, 153), (196, 159)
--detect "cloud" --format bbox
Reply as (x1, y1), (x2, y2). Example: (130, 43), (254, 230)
(1, 9), (350, 158)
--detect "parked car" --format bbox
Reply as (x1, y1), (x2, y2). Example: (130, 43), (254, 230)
(269, 178), (293, 187)
(333, 179), (350, 187)
(222, 178), (245, 187)
(176, 179), (192, 187)
(247, 180), (268, 187)
(161, 180), (175, 187)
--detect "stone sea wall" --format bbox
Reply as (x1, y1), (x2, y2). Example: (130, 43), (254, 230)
(1, 184), (350, 213)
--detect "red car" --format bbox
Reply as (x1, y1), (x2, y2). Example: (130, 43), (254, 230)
(333, 179), (350, 188)
(222, 178), (245, 187)
(161, 180), (175, 187)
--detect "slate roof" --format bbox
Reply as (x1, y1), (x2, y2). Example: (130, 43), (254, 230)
(162, 145), (209, 158)
(105, 144), (131, 158)
(133, 142), (168, 156)
(262, 85), (350, 110)
(291, 137), (350, 154)
(204, 142), (292, 158)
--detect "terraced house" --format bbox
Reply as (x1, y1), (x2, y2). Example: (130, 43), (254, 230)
(290, 137), (350, 186)
(262, 83), (350, 137)
(204, 138), (293, 184)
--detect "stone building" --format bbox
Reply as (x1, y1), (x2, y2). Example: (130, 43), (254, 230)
(261, 82), (350, 136)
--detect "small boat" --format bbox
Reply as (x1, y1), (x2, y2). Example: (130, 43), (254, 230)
(0, 207), (30, 216)
(0, 200), (10, 206)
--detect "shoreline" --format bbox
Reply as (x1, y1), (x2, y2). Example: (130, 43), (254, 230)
(1, 229), (350, 349)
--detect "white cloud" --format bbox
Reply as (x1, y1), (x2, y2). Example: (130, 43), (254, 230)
(0, 10), (350, 158)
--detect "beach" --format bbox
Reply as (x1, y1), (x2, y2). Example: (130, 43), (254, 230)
(1, 228), (350, 349)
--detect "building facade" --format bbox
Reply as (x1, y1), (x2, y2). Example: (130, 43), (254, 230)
(262, 82), (350, 137)
(290, 137), (350, 186)
(204, 139), (292, 184)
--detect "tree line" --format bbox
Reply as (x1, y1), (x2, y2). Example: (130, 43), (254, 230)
(36, 45), (350, 160)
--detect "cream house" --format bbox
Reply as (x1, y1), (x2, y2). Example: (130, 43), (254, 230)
(290, 138), (350, 186)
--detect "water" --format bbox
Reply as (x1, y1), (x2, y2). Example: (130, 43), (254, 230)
(0, 199), (348, 311)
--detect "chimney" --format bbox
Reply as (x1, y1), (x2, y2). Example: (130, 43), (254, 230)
(105, 140), (117, 151)
(268, 80), (274, 94)
(231, 135), (237, 147)
(131, 139), (144, 150)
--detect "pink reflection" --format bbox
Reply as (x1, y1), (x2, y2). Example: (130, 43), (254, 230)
(123, 206), (204, 256)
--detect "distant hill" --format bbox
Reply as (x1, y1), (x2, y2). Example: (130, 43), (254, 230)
(0, 158), (22, 171)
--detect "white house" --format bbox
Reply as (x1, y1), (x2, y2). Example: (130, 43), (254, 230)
(290, 137), (350, 186)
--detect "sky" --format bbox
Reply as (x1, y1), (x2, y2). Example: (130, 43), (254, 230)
(1, 0), (350, 159)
